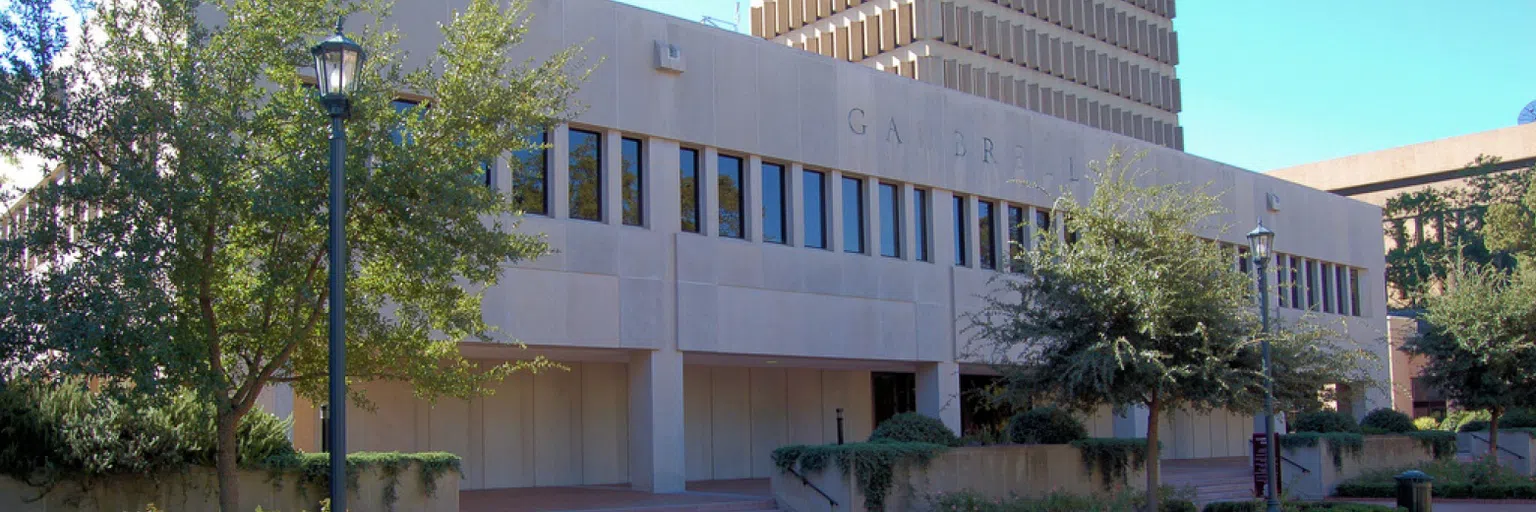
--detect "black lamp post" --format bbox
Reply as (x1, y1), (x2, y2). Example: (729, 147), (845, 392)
(311, 18), (365, 512)
(1247, 219), (1278, 512)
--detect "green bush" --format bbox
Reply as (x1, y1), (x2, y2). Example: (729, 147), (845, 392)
(1405, 430), (1458, 459)
(1360, 408), (1416, 433)
(1500, 408), (1536, 428)
(773, 441), (949, 511)
(1411, 416), (1439, 431)
(0, 378), (295, 487)
(1438, 409), (1490, 432)
(1203, 502), (1404, 512)
(1071, 438), (1151, 488)
(1293, 410), (1360, 433)
(868, 412), (959, 446)
(1458, 420), (1490, 432)
(931, 487), (1196, 512)
(1007, 407), (1088, 444)
(1334, 458), (1536, 499)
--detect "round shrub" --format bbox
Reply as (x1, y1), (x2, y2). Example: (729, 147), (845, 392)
(1292, 410), (1360, 434)
(1007, 407), (1088, 444)
(1440, 409), (1490, 433)
(868, 412), (959, 446)
(1501, 408), (1536, 429)
(1360, 408), (1416, 433)
(1412, 416), (1439, 431)
(1459, 420), (1490, 433)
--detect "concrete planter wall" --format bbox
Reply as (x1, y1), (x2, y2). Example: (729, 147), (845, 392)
(0, 464), (458, 512)
(771, 445), (1145, 512)
(1278, 435), (1432, 500)
(1458, 430), (1536, 475)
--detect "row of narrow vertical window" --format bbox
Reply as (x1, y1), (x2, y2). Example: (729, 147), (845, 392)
(1231, 245), (1364, 318)
(982, 0), (1177, 65)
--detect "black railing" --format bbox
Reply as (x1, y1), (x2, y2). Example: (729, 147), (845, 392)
(1469, 433), (1527, 460)
(1279, 455), (1311, 474)
(787, 466), (839, 508)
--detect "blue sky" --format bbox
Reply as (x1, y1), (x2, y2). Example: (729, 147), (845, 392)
(618, 1), (1536, 171)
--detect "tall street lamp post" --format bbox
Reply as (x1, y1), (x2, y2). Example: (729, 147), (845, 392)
(1247, 220), (1278, 512)
(311, 18), (365, 512)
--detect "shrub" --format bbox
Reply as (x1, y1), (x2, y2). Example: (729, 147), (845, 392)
(1412, 416), (1439, 431)
(931, 487), (1196, 512)
(1406, 430), (1458, 459)
(1334, 458), (1536, 499)
(1292, 410), (1360, 433)
(1501, 408), (1536, 428)
(1007, 407), (1088, 445)
(1438, 409), (1490, 432)
(1458, 420), (1490, 432)
(868, 412), (959, 446)
(1359, 408), (1415, 433)
(1203, 502), (1404, 512)
(1072, 438), (1151, 488)
(773, 441), (948, 511)
(0, 378), (295, 488)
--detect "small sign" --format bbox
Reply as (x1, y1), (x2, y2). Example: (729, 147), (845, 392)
(1251, 433), (1283, 497)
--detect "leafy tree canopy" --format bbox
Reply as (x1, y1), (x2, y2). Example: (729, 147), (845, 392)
(0, 0), (590, 509)
(1404, 260), (1536, 455)
(1382, 157), (1532, 308)
(969, 150), (1375, 510)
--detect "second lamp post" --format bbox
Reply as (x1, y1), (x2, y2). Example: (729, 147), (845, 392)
(1247, 220), (1279, 512)
(312, 18), (365, 512)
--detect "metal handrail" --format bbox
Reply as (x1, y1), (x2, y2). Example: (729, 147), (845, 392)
(1469, 433), (1527, 460)
(1279, 455), (1311, 474)
(787, 466), (839, 508)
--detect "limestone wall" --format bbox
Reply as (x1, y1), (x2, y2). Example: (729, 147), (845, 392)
(1279, 435), (1433, 500)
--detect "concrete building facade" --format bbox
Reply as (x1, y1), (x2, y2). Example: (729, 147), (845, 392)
(750, 0), (1183, 150)
(0, 0), (1390, 496)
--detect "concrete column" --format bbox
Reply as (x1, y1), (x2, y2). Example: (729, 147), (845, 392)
(629, 348), (687, 493)
(604, 129), (623, 226)
(702, 147), (719, 237)
(747, 155), (764, 242)
(828, 170), (845, 253)
(900, 182), (917, 261)
(550, 124), (571, 219)
(1114, 405), (1150, 438)
(864, 176), (879, 256)
(933, 189), (955, 266)
(789, 163), (805, 247)
(916, 362), (962, 434)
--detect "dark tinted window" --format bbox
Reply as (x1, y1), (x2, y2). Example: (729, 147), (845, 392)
(843, 176), (864, 253)
(913, 189), (929, 261)
(763, 163), (787, 244)
(1008, 205), (1025, 259)
(978, 200), (996, 269)
(511, 131), (548, 215)
(879, 183), (900, 258)
(680, 148), (700, 233)
(718, 155), (745, 238)
(568, 129), (602, 221)
(621, 138), (643, 226)
(805, 170), (827, 249)
(953, 196), (967, 266)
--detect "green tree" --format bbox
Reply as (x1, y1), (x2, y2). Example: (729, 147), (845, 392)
(969, 150), (1374, 511)
(1383, 156), (1531, 308)
(1405, 261), (1536, 457)
(0, 0), (590, 509)
(1484, 170), (1536, 260)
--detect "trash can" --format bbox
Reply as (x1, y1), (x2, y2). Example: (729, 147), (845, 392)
(1395, 470), (1433, 512)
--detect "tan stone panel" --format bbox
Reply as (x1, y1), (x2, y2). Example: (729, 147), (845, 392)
(1116, 10), (1128, 49)
(1172, 77), (1182, 111)
(956, 5), (970, 48)
(1138, 18), (1149, 56)
(898, 2), (914, 45)
(1002, 77), (1017, 106)
(818, 0), (832, 18)
(1129, 64), (1141, 102)
(866, 12), (882, 56)
(882, 7), (898, 52)
(1065, 93), (1077, 121)
(1169, 30), (1179, 65)
(748, 368), (790, 478)
(1110, 107), (1122, 133)
(1039, 86), (1053, 115)
(1094, 3), (1107, 40)
(820, 30), (835, 57)
(1049, 36), (1062, 77)
(1108, 56), (1120, 95)
(1152, 119), (1165, 145)
(751, 5), (765, 37)
(1027, 82), (1041, 110)
(1052, 89), (1065, 118)
(777, 0), (791, 35)
(958, 62), (973, 93)
(988, 71), (1002, 101)
(837, 25), (852, 60)
(1087, 100), (1100, 127)
(788, 0), (803, 29)
(1074, 44), (1087, 84)
(974, 66), (988, 97)
(1011, 24), (1025, 64)
(984, 15), (998, 57)
(971, 9), (985, 52)
(943, 58), (959, 88)
(850, 19), (865, 58)
(581, 363), (630, 485)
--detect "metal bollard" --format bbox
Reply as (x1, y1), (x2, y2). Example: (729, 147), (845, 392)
(1395, 470), (1433, 512)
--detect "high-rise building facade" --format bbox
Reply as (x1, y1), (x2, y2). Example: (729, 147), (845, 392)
(752, 0), (1183, 149)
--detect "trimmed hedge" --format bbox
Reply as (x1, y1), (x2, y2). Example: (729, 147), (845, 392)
(1333, 459), (1536, 500)
(1203, 502), (1405, 512)
(1360, 409), (1416, 434)
(1007, 407), (1088, 445)
(1335, 481), (1536, 499)
(932, 487), (1196, 512)
(1293, 410), (1360, 434)
(772, 441), (949, 511)
(868, 412), (959, 446)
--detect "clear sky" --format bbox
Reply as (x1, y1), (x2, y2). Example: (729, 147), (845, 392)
(617, 1), (1536, 172)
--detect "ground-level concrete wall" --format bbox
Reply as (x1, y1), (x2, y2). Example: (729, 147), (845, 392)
(0, 466), (457, 512)
(291, 363), (878, 490)
(1459, 431), (1536, 476)
(1279, 435), (1432, 500)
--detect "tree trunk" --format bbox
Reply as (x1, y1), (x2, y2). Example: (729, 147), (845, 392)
(1145, 392), (1161, 512)
(216, 410), (241, 512)
(1489, 407), (1503, 463)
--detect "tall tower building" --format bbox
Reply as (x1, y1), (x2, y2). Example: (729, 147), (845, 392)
(751, 0), (1183, 150)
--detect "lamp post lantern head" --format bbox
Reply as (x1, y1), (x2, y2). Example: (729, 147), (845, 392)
(1247, 219), (1275, 262)
(311, 18), (365, 114)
